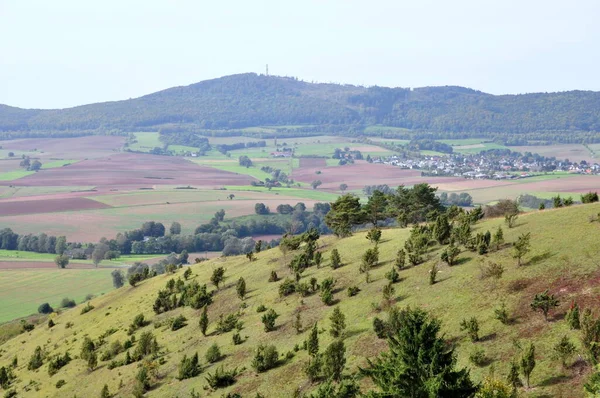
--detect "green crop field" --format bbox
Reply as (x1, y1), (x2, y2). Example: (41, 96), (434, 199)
(2, 203), (600, 396)
(0, 170), (35, 181)
(129, 132), (163, 152)
(41, 160), (80, 169)
(0, 268), (114, 323)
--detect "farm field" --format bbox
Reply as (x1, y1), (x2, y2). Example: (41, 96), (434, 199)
(0, 187), (329, 241)
(0, 268), (115, 323)
(511, 144), (595, 163)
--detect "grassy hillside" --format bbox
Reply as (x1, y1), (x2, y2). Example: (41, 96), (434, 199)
(2, 204), (600, 397)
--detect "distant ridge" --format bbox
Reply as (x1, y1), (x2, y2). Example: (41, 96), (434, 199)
(1, 73), (600, 141)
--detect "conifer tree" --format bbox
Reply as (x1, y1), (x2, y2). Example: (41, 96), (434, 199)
(307, 323), (319, 357)
(199, 306), (209, 336)
(394, 249), (406, 270)
(362, 307), (477, 397)
(566, 301), (581, 329)
(100, 384), (110, 398)
(330, 249), (342, 269)
(236, 277), (247, 300)
(323, 340), (346, 382)
(512, 232), (531, 266)
(521, 343), (536, 388)
(329, 307), (346, 338)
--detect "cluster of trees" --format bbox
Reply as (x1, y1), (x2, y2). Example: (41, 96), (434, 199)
(215, 140), (266, 154)
(407, 138), (453, 153)
(158, 131), (211, 154)
(325, 184), (445, 237)
(19, 156), (42, 171)
(439, 192), (473, 207)
(332, 147), (363, 165)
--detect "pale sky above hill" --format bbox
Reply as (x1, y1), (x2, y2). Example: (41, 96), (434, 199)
(1, 0), (599, 109)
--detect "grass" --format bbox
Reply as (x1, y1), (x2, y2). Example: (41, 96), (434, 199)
(0, 250), (159, 265)
(0, 170), (35, 181)
(129, 132), (163, 152)
(0, 268), (114, 323)
(41, 160), (79, 169)
(2, 203), (600, 396)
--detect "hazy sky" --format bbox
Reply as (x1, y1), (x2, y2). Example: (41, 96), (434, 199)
(1, 0), (599, 109)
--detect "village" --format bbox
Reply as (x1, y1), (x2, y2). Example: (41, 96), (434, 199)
(369, 150), (600, 180)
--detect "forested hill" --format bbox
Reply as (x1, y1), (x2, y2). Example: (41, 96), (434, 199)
(3, 73), (600, 140)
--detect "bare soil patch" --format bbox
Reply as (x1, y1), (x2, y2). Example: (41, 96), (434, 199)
(299, 158), (327, 168)
(1, 136), (126, 159)
(5, 153), (254, 188)
(0, 197), (110, 216)
(293, 161), (462, 191)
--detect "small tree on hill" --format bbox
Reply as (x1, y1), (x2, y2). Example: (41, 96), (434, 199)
(55, 254), (69, 269)
(492, 226), (504, 250)
(38, 303), (54, 314)
(100, 384), (110, 398)
(512, 232), (531, 266)
(329, 307), (346, 338)
(236, 277), (247, 300)
(566, 301), (581, 329)
(362, 307), (477, 397)
(311, 180), (322, 190)
(330, 249), (342, 269)
(441, 243), (460, 266)
(505, 213), (518, 228)
(199, 306), (209, 336)
(339, 183), (348, 193)
(433, 214), (451, 244)
(553, 335), (576, 369)
(521, 343), (536, 388)
(211, 267), (225, 289)
(361, 247), (379, 274)
(366, 228), (382, 244)
(530, 290), (559, 321)
(322, 340), (346, 382)
(395, 249), (406, 270)
(111, 269), (124, 288)
(459, 317), (480, 342)
(261, 309), (279, 332)
(307, 323), (319, 357)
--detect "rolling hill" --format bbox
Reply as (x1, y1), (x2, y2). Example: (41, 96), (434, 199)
(1, 203), (600, 397)
(2, 73), (600, 142)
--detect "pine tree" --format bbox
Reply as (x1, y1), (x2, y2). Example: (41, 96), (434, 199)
(530, 290), (559, 321)
(329, 307), (346, 338)
(236, 277), (246, 300)
(553, 335), (576, 369)
(433, 214), (451, 244)
(322, 340), (346, 382)
(87, 351), (98, 371)
(362, 307), (477, 397)
(520, 343), (536, 388)
(492, 226), (504, 250)
(294, 311), (302, 334)
(330, 249), (342, 269)
(100, 384), (110, 398)
(307, 323), (319, 357)
(199, 306), (209, 336)
(512, 232), (531, 266)
(566, 301), (581, 329)
(394, 249), (406, 270)
(507, 360), (522, 390)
